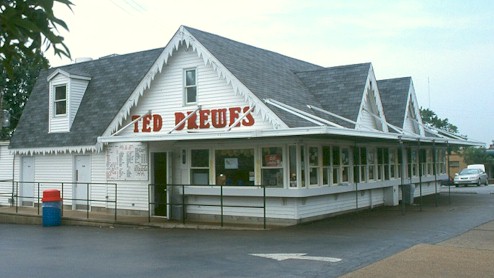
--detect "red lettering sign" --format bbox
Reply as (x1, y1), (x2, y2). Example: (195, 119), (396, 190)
(133, 106), (255, 133)
(132, 114), (163, 133)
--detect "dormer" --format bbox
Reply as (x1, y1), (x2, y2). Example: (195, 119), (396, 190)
(47, 69), (91, 133)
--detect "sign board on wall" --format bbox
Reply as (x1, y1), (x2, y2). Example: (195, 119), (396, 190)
(106, 143), (148, 180)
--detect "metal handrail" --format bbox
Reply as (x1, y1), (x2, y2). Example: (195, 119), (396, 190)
(8, 181), (118, 221)
(148, 183), (267, 229)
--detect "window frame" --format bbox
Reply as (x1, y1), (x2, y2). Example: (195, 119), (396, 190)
(183, 68), (197, 105)
(308, 146), (321, 187)
(215, 148), (255, 186)
(53, 84), (67, 117)
(190, 149), (210, 185)
(261, 146), (284, 188)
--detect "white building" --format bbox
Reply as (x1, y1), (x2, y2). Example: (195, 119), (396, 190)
(5, 26), (481, 225)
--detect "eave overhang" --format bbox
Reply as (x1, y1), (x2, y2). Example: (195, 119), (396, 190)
(97, 126), (483, 147)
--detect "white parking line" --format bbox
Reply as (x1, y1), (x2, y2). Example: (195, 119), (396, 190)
(251, 253), (342, 263)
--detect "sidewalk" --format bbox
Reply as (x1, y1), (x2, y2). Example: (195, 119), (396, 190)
(341, 216), (494, 277)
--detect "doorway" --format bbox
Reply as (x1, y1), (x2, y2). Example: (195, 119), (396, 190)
(20, 156), (35, 206)
(153, 152), (167, 217)
(74, 155), (91, 210)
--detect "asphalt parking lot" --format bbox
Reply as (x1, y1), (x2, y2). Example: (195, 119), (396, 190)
(1, 187), (494, 278)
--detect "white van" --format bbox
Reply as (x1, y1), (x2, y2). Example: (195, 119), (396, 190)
(467, 164), (486, 172)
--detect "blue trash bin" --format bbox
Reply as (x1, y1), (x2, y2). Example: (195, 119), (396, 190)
(42, 189), (62, 227)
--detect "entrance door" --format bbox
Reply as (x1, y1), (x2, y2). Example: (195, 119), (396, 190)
(153, 153), (167, 216)
(21, 156), (35, 206)
(74, 155), (91, 210)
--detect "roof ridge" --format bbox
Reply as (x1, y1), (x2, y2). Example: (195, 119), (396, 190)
(51, 47), (166, 70)
(378, 76), (412, 82)
(183, 25), (322, 69)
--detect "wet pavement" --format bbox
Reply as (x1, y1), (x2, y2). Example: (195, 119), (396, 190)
(1, 186), (493, 277)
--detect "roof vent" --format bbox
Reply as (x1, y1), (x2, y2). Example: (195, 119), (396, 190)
(73, 57), (93, 63)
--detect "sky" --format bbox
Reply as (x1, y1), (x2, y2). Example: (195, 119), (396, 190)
(47, 0), (494, 146)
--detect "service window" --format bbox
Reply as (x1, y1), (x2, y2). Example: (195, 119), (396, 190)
(190, 149), (209, 184)
(215, 148), (254, 186)
(261, 147), (283, 188)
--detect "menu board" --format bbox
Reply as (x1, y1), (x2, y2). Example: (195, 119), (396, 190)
(106, 143), (148, 180)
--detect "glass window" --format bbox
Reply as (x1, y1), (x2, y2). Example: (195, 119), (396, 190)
(184, 69), (197, 104)
(342, 148), (350, 183)
(308, 146), (320, 186)
(427, 149), (433, 175)
(377, 148), (389, 180)
(408, 149), (418, 177)
(289, 146), (297, 187)
(353, 147), (367, 183)
(54, 85), (67, 116)
(261, 147), (283, 188)
(389, 149), (396, 178)
(215, 149), (254, 186)
(437, 149), (446, 174)
(322, 146), (331, 185)
(332, 146), (340, 184)
(397, 147), (402, 178)
(368, 148), (376, 180)
(190, 149), (209, 185)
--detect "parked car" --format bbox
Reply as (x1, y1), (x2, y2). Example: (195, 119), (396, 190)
(454, 168), (488, 187)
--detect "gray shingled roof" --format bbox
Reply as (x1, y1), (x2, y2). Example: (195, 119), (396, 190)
(11, 26), (398, 150)
(377, 77), (411, 130)
(185, 26), (324, 128)
(295, 63), (371, 128)
(10, 48), (164, 149)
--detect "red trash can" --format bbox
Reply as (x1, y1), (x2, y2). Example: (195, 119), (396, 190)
(42, 189), (62, 227)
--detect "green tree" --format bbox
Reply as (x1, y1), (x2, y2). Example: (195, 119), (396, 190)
(1, 0), (72, 137)
(0, 0), (73, 75)
(1, 50), (48, 139)
(462, 146), (494, 166)
(420, 107), (459, 134)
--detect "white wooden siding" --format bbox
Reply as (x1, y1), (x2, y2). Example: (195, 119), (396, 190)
(0, 144), (13, 180)
(111, 180), (149, 211)
(69, 78), (89, 128)
(0, 144), (14, 205)
(49, 74), (70, 133)
(118, 46), (273, 137)
(404, 103), (419, 134)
